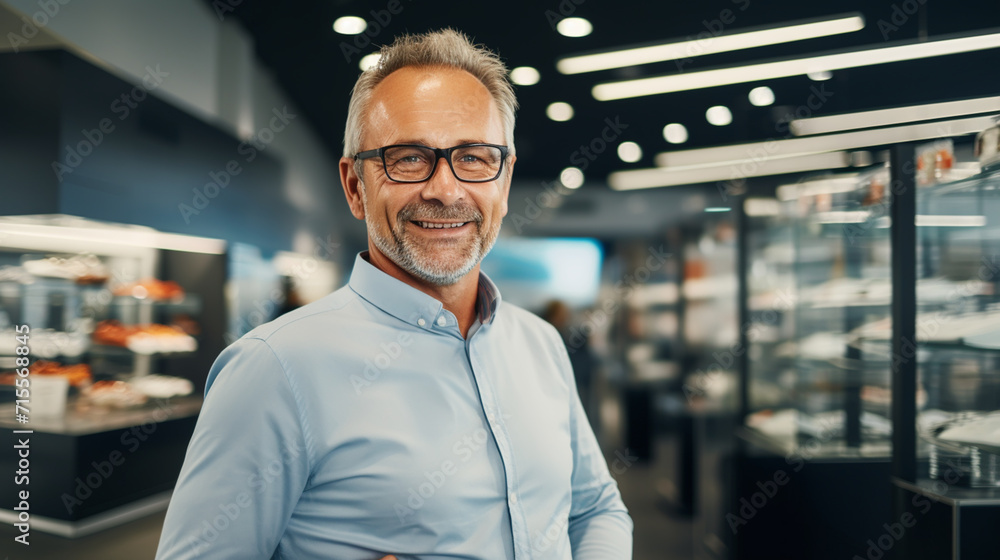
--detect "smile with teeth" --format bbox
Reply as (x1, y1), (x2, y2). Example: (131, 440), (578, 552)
(414, 221), (469, 229)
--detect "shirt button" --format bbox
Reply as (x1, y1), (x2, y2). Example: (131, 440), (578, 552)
(417, 318), (426, 327)
(509, 493), (518, 505)
(437, 316), (446, 327)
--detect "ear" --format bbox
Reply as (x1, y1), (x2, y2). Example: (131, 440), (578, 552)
(340, 157), (367, 220)
(499, 155), (515, 217)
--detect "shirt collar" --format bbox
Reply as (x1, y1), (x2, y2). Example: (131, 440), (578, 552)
(348, 252), (502, 328)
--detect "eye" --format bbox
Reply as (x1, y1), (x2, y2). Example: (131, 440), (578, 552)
(385, 147), (431, 166)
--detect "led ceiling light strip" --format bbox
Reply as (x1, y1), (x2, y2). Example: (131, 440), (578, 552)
(790, 96), (1000, 135)
(655, 115), (996, 168)
(916, 215), (987, 227)
(592, 30), (1000, 100)
(609, 151), (851, 191)
(557, 14), (864, 75)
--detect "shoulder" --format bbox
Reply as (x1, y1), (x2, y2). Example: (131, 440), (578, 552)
(494, 302), (566, 353)
(240, 285), (356, 344)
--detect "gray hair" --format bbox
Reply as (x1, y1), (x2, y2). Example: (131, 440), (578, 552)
(343, 29), (517, 160)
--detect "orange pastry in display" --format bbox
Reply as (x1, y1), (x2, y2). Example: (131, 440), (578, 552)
(113, 279), (185, 300)
(28, 360), (92, 387)
(93, 320), (197, 354)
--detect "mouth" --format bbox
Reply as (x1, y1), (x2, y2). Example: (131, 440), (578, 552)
(412, 220), (472, 230)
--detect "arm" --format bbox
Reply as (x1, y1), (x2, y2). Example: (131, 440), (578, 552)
(559, 339), (634, 558)
(155, 338), (310, 559)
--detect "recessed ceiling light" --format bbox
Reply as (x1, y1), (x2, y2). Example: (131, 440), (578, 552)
(557, 17), (592, 38)
(510, 66), (540, 86)
(663, 123), (689, 144)
(560, 167), (585, 189)
(706, 106), (733, 126)
(748, 86), (775, 107)
(617, 141), (643, 163)
(547, 102), (574, 122)
(558, 14), (864, 74)
(807, 70), (833, 81)
(332, 16), (366, 35)
(359, 53), (381, 71)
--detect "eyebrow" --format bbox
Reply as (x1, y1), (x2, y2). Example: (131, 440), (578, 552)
(392, 139), (494, 147)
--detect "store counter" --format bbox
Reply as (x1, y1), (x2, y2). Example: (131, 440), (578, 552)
(0, 396), (201, 537)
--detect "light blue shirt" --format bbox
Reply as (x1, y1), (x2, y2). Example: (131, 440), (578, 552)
(156, 253), (632, 559)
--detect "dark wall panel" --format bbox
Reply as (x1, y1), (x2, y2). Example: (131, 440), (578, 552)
(1, 50), (298, 256)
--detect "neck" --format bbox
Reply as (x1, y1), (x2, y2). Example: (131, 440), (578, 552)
(365, 246), (480, 338)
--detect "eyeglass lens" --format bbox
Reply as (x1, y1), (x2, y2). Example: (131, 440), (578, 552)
(383, 145), (503, 182)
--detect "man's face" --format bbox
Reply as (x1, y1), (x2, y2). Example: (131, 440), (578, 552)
(343, 66), (514, 286)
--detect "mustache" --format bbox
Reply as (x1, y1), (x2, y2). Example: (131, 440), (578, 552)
(397, 203), (483, 224)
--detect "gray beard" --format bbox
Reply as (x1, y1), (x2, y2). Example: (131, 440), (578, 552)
(363, 194), (501, 286)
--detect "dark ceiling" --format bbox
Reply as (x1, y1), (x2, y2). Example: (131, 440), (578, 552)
(209, 0), (1000, 186)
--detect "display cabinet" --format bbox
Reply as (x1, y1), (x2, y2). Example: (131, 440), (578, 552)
(890, 127), (1000, 559)
(0, 214), (226, 535)
(732, 121), (1000, 559)
(743, 195), (797, 418)
(733, 170), (899, 560)
(743, 168), (895, 456)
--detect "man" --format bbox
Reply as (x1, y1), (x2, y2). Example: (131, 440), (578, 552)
(156, 29), (632, 559)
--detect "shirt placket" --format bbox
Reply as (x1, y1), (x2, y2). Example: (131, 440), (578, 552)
(465, 331), (532, 560)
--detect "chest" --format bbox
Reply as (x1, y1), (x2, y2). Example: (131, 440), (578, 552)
(295, 326), (575, 541)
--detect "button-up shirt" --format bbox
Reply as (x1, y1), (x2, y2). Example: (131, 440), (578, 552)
(156, 253), (632, 559)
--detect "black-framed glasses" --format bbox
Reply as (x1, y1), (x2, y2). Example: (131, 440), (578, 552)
(354, 143), (509, 183)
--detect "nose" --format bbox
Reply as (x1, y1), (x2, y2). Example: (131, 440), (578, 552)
(420, 156), (464, 206)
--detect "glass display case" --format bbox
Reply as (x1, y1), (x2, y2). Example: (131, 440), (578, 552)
(744, 195), (797, 418)
(0, 215), (224, 534)
(913, 136), (1000, 489)
(0, 215), (212, 398)
(744, 169), (896, 455)
(682, 218), (739, 410)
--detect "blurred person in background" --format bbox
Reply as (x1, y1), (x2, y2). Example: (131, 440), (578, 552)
(542, 299), (597, 429)
(156, 29), (632, 560)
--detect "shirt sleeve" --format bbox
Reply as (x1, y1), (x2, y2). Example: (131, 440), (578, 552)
(555, 331), (634, 558)
(155, 337), (311, 560)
